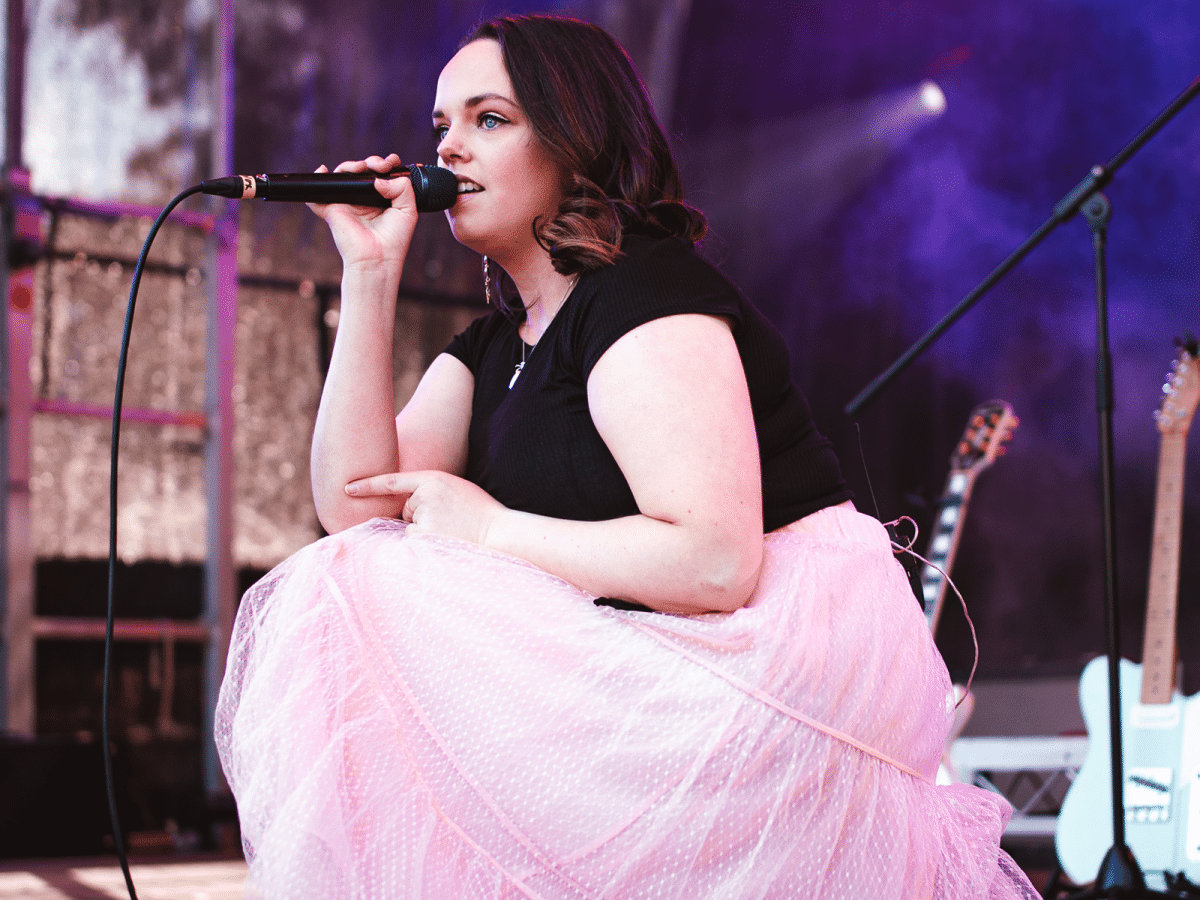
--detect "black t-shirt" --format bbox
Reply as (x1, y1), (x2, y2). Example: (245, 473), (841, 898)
(443, 235), (852, 532)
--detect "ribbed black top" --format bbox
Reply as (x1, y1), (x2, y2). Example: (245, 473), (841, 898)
(443, 235), (852, 531)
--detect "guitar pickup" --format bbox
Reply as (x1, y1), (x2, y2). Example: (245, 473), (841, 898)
(1125, 767), (1173, 823)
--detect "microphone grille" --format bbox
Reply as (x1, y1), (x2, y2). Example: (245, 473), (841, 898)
(408, 164), (458, 213)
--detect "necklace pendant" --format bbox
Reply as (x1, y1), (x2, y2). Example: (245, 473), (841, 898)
(508, 361), (524, 389)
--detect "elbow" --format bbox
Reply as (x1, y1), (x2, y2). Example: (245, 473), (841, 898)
(692, 537), (763, 613)
(316, 506), (358, 536)
(314, 490), (404, 535)
(314, 500), (357, 536)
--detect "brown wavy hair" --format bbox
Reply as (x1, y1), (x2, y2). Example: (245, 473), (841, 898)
(462, 14), (707, 278)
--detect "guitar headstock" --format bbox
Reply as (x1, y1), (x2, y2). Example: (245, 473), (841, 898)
(950, 400), (1019, 475)
(1156, 335), (1200, 436)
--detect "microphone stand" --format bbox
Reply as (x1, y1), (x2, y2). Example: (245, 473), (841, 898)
(844, 74), (1200, 900)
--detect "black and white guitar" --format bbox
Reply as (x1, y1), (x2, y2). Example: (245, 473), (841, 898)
(924, 400), (1018, 782)
(1056, 338), (1200, 887)
(922, 400), (1019, 633)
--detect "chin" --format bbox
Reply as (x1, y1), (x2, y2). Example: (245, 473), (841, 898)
(445, 215), (474, 247)
(450, 231), (494, 263)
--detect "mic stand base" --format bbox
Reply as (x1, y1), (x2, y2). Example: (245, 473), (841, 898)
(1047, 844), (1193, 898)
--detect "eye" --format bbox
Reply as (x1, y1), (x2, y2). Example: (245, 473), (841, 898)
(432, 124), (449, 143)
(479, 112), (507, 130)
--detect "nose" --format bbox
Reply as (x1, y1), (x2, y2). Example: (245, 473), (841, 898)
(437, 122), (467, 163)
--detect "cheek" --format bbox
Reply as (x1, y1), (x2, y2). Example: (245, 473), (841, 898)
(509, 144), (565, 205)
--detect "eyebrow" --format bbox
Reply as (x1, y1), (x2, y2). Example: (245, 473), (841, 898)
(431, 92), (517, 120)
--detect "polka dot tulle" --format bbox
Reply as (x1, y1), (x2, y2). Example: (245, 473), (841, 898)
(215, 507), (1039, 899)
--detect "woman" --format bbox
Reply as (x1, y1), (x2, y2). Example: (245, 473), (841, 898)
(216, 14), (1039, 899)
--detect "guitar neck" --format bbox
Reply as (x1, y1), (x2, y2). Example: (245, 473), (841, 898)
(921, 470), (977, 634)
(1140, 430), (1187, 704)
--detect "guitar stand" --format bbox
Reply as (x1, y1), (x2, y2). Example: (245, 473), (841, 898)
(842, 75), (1200, 900)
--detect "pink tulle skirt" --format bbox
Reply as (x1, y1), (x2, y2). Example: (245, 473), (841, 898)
(215, 506), (1039, 899)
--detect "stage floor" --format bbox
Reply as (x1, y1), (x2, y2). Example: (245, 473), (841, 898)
(0, 855), (1057, 899)
(0, 855), (247, 899)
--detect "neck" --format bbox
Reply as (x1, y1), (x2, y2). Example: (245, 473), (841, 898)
(504, 255), (577, 343)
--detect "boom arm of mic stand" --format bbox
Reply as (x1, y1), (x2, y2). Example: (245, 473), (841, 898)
(843, 74), (1200, 419)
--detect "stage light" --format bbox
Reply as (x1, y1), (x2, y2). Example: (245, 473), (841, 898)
(919, 80), (947, 115)
(694, 79), (951, 241)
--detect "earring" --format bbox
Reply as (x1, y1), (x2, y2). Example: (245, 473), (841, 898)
(482, 256), (492, 307)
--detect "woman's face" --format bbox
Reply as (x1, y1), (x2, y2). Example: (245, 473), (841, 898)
(432, 39), (565, 263)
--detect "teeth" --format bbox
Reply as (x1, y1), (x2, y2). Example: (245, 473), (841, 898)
(457, 183), (482, 194)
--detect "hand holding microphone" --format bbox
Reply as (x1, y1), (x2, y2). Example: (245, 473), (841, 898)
(203, 155), (460, 273)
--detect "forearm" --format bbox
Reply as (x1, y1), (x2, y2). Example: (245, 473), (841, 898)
(311, 263), (407, 531)
(483, 508), (763, 614)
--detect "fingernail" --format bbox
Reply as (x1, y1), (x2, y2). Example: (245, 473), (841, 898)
(345, 483), (359, 496)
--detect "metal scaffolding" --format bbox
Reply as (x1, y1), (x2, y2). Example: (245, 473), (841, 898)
(2, 0), (239, 799)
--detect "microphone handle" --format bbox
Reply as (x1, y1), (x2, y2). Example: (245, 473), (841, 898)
(258, 172), (394, 207)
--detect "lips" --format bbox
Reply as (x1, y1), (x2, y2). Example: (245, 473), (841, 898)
(456, 177), (483, 195)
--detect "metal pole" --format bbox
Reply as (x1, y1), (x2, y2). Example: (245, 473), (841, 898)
(2, 0), (37, 737)
(202, 0), (238, 796)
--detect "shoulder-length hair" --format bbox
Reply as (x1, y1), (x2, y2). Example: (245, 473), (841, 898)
(462, 14), (707, 277)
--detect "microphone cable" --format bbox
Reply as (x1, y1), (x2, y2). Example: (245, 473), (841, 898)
(100, 170), (444, 898)
(104, 183), (204, 900)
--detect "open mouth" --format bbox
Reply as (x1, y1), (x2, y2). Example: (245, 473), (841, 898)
(456, 179), (483, 195)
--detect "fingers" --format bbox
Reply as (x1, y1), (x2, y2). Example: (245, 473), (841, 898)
(344, 470), (421, 497)
(346, 471), (430, 527)
(307, 154), (415, 223)
(316, 154), (413, 209)
(331, 153), (403, 175)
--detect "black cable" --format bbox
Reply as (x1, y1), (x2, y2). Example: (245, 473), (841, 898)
(105, 184), (204, 900)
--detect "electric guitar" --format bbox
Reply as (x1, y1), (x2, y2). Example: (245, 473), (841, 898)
(1056, 338), (1200, 887)
(922, 400), (1019, 633)
(925, 400), (1018, 783)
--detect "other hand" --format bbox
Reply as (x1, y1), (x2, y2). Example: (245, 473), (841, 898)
(345, 470), (503, 546)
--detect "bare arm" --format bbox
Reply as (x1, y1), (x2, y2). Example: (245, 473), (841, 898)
(350, 314), (765, 613)
(485, 313), (764, 612)
(309, 154), (473, 533)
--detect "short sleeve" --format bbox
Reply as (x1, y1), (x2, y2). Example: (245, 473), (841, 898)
(566, 236), (744, 381)
(442, 309), (510, 376)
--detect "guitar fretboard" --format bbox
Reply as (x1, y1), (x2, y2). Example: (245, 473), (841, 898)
(922, 471), (972, 634)
(1141, 430), (1187, 705)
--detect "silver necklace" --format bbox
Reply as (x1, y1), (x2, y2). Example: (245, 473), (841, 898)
(509, 277), (578, 389)
(509, 340), (531, 390)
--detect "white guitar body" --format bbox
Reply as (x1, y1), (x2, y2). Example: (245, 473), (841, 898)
(1056, 656), (1200, 886)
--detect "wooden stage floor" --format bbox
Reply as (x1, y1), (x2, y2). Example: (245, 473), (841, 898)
(0, 855), (247, 899)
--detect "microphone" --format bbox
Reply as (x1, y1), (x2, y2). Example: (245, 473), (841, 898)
(199, 164), (458, 212)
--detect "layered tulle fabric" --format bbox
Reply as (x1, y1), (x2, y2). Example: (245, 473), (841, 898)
(215, 507), (1039, 900)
